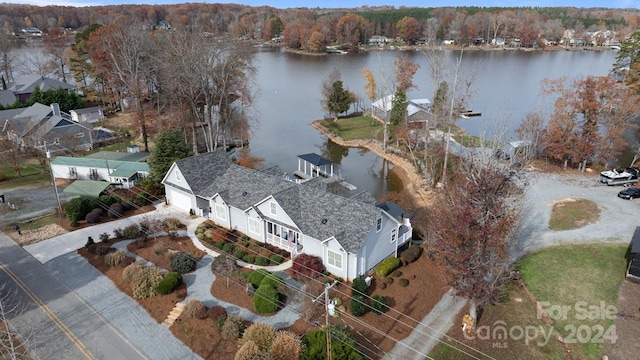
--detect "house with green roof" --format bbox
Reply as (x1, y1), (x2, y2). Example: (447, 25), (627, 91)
(162, 150), (412, 281)
(51, 151), (150, 189)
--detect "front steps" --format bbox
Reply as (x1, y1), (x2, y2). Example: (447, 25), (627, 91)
(162, 302), (186, 327)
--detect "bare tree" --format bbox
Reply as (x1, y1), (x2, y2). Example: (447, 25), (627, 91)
(0, 284), (43, 359)
(211, 253), (238, 288)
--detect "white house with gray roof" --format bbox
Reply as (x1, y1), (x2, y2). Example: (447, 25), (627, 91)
(51, 151), (150, 188)
(162, 150), (412, 280)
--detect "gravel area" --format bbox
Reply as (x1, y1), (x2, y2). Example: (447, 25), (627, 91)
(0, 186), (61, 227)
(510, 172), (640, 260)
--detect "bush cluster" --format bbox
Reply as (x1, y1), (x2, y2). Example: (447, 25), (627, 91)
(398, 278), (410, 287)
(222, 242), (235, 254)
(400, 245), (422, 265)
(243, 255), (255, 264)
(131, 266), (163, 299)
(239, 323), (276, 352)
(254, 284), (279, 314)
(135, 192), (149, 206)
(375, 257), (401, 278)
(207, 305), (226, 323)
(261, 273), (286, 294)
(291, 254), (324, 279)
(104, 249), (126, 266)
(370, 294), (388, 314)
(122, 224), (141, 239)
(350, 294), (367, 316)
(220, 315), (245, 339)
(163, 217), (183, 230)
(156, 272), (182, 295)
(247, 268), (270, 288)
(64, 196), (96, 226)
(271, 330), (303, 360)
(255, 256), (270, 266)
(184, 299), (207, 319)
(351, 278), (367, 296)
(108, 203), (124, 218)
(270, 255), (283, 265)
(99, 232), (110, 242)
(123, 261), (147, 283)
(85, 208), (102, 224)
(171, 252), (197, 273)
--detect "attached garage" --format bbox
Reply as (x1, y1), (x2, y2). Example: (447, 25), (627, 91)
(165, 186), (194, 213)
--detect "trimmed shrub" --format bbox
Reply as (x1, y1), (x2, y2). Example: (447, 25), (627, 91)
(99, 232), (110, 243)
(270, 255), (283, 265)
(380, 282), (387, 290)
(131, 266), (163, 299)
(351, 278), (368, 297)
(135, 191), (149, 206)
(139, 220), (150, 232)
(239, 323), (277, 351)
(243, 255), (255, 264)
(247, 268), (270, 289)
(104, 250), (126, 266)
(207, 305), (226, 323)
(99, 194), (120, 207)
(255, 256), (270, 266)
(236, 341), (270, 360)
(384, 277), (394, 285)
(261, 273), (286, 294)
(123, 261), (147, 283)
(375, 257), (401, 278)
(291, 254), (324, 279)
(122, 224), (141, 239)
(184, 299), (207, 319)
(221, 242), (235, 254)
(350, 294), (367, 316)
(233, 250), (246, 259)
(85, 236), (95, 248)
(398, 278), (410, 287)
(392, 270), (403, 277)
(113, 227), (124, 239)
(163, 217), (182, 230)
(63, 196), (95, 226)
(108, 203), (124, 218)
(400, 245), (422, 265)
(171, 252), (197, 273)
(156, 272), (182, 295)
(85, 210), (101, 224)
(370, 294), (388, 315)
(213, 241), (224, 250)
(220, 315), (245, 340)
(254, 284), (279, 314)
(271, 330), (303, 360)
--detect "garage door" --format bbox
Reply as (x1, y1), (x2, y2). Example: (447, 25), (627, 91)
(167, 188), (193, 213)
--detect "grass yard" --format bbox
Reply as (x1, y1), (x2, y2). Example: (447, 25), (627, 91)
(317, 116), (384, 141)
(452, 135), (494, 148)
(519, 243), (628, 359)
(0, 158), (50, 190)
(548, 198), (600, 231)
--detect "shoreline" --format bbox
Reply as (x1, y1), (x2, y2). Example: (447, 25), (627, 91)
(310, 121), (432, 208)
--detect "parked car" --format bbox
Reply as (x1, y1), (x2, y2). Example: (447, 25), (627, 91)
(617, 187), (640, 200)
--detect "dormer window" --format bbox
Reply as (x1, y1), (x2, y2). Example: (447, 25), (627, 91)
(175, 170), (181, 182)
(270, 201), (277, 215)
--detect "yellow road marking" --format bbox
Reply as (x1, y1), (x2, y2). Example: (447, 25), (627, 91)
(0, 262), (96, 359)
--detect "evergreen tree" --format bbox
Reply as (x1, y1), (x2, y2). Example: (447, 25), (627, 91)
(147, 128), (192, 186)
(326, 80), (353, 120)
(390, 90), (407, 125)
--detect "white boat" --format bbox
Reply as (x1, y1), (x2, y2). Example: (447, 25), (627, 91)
(596, 167), (639, 186)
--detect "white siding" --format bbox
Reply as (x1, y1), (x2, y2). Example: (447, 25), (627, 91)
(165, 187), (193, 213)
(255, 196), (297, 228)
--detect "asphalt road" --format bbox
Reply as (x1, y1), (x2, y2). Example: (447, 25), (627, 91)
(0, 231), (148, 360)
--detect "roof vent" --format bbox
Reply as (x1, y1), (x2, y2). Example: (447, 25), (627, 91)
(321, 218), (328, 224)
(242, 191), (248, 196)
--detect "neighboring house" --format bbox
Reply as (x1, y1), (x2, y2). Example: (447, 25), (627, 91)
(51, 150), (150, 189)
(162, 150), (412, 280)
(70, 106), (104, 123)
(6, 75), (77, 103)
(0, 90), (17, 107)
(371, 94), (432, 125)
(368, 35), (389, 46)
(626, 226), (640, 283)
(1, 103), (93, 153)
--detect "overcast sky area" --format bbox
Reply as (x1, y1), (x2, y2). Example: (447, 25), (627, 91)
(5, 0), (640, 9)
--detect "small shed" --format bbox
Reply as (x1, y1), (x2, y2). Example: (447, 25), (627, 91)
(626, 226), (640, 283)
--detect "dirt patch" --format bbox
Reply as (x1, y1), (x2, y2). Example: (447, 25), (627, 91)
(605, 281), (640, 359)
(548, 198), (600, 231)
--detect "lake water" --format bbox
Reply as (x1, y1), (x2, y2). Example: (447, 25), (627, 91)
(12, 44), (619, 198)
(251, 48), (617, 197)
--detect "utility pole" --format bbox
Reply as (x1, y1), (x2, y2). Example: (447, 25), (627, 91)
(44, 141), (63, 219)
(313, 280), (338, 360)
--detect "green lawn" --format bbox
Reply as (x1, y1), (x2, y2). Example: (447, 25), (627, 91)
(548, 199), (600, 231)
(452, 135), (494, 148)
(0, 158), (51, 190)
(519, 244), (627, 359)
(317, 116), (384, 141)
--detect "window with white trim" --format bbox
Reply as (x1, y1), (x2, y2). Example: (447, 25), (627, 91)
(248, 218), (261, 235)
(376, 216), (382, 232)
(175, 170), (181, 182)
(270, 202), (277, 215)
(215, 204), (227, 221)
(390, 229), (397, 243)
(74, 132), (85, 138)
(327, 249), (342, 269)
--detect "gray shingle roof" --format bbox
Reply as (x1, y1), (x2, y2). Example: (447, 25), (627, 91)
(7, 75), (76, 94)
(173, 150), (391, 254)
